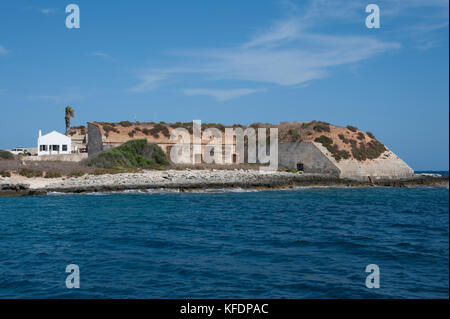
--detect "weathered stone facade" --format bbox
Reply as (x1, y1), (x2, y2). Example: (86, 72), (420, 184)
(278, 142), (341, 176)
(87, 122), (104, 156)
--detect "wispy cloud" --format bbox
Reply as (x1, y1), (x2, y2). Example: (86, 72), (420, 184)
(128, 0), (447, 98)
(183, 88), (265, 101)
(40, 8), (57, 15)
(0, 45), (9, 55)
(28, 92), (83, 104)
(90, 51), (117, 61)
(128, 73), (169, 93)
(25, 6), (58, 15)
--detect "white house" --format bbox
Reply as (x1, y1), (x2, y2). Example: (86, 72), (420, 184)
(37, 130), (72, 156)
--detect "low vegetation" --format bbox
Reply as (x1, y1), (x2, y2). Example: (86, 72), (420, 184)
(102, 124), (120, 137)
(170, 122), (194, 134)
(350, 139), (386, 161)
(149, 123), (170, 138)
(0, 150), (14, 160)
(44, 172), (62, 179)
(0, 171), (11, 177)
(19, 168), (43, 178)
(346, 125), (358, 132)
(338, 134), (349, 144)
(313, 122), (331, 133)
(118, 121), (133, 127)
(68, 125), (86, 136)
(91, 168), (141, 175)
(201, 123), (226, 132)
(314, 135), (351, 162)
(357, 132), (365, 140)
(83, 139), (170, 170)
(68, 171), (85, 178)
(287, 128), (301, 141)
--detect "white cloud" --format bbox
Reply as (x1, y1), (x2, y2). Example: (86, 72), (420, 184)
(40, 8), (56, 15)
(130, 25), (399, 92)
(183, 88), (266, 101)
(128, 74), (169, 93)
(90, 51), (117, 61)
(129, 0), (447, 97)
(28, 92), (83, 104)
(0, 45), (9, 54)
(243, 19), (303, 49)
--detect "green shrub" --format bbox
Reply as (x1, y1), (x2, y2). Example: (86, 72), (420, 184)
(202, 123), (226, 132)
(350, 139), (386, 161)
(0, 150), (14, 160)
(314, 135), (350, 162)
(314, 135), (333, 147)
(91, 167), (146, 175)
(148, 123), (170, 138)
(0, 171), (11, 177)
(45, 172), (62, 179)
(357, 132), (365, 140)
(288, 128), (301, 141)
(83, 139), (170, 170)
(19, 168), (43, 178)
(68, 171), (84, 178)
(119, 121), (133, 127)
(103, 125), (120, 137)
(286, 168), (298, 173)
(366, 131), (375, 139)
(313, 123), (331, 133)
(346, 125), (358, 132)
(338, 134), (349, 144)
(366, 140), (387, 159)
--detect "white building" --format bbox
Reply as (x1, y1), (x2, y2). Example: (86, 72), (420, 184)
(37, 130), (72, 156)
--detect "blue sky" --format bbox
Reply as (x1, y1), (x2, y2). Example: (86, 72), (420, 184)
(0, 0), (448, 170)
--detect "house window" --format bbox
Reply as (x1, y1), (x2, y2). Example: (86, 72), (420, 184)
(62, 145), (68, 151)
(296, 163), (304, 171)
(40, 145), (47, 151)
(52, 145), (59, 151)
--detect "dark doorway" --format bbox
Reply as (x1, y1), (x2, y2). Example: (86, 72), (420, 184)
(296, 163), (304, 171)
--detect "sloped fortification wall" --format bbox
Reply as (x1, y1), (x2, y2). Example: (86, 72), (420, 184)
(335, 151), (414, 180)
(312, 142), (414, 180)
(87, 123), (103, 156)
(279, 142), (340, 176)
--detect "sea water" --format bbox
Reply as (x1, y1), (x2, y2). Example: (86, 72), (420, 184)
(0, 183), (448, 298)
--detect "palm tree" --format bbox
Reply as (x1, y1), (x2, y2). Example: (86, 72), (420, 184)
(65, 106), (75, 135)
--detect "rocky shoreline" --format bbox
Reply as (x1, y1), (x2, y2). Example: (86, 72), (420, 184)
(0, 170), (448, 197)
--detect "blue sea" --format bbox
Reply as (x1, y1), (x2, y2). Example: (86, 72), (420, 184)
(0, 178), (448, 298)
